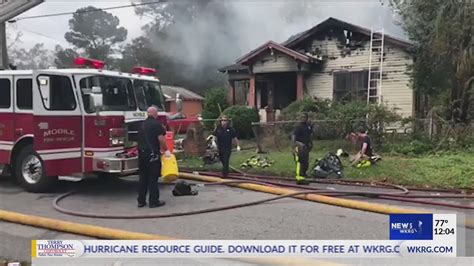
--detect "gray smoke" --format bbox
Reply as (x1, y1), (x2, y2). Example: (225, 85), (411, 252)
(149, 1), (404, 65)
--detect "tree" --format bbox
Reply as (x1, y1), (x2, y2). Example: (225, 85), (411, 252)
(9, 43), (54, 70)
(119, 37), (160, 73)
(54, 45), (79, 68)
(201, 88), (229, 129)
(389, 0), (473, 122)
(65, 6), (127, 63)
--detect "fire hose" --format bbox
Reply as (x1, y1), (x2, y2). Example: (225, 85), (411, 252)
(53, 171), (473, 221)
(189, 170), (474, 210)
(52, 178), (409, 219)
(0, 170), (469, 243)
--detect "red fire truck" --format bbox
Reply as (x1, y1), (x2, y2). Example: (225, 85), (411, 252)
(0, 57), (190, 192)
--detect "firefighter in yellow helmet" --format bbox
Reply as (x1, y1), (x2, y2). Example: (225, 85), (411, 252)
(292, 113), (313, 185)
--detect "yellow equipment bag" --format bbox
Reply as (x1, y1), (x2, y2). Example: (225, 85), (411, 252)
(355, 159), (372, 169)
(161, 154), (179, 183)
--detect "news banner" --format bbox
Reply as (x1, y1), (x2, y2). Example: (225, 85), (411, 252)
(32, 214), (460, 259)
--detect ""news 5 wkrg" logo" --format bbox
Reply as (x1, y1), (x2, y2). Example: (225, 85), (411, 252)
(389, 214), (433, 240)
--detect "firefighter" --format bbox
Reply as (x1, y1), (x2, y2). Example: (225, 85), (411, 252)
(137, 106), (171, 208)
(292, 113), (313, 185)
(351, 128), (374, 167)
(213, 115), (241, 178)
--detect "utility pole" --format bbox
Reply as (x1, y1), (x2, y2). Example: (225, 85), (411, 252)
(0, 22), (7, 69)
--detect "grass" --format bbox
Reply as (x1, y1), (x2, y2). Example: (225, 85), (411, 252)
(177, 140), (474, 190)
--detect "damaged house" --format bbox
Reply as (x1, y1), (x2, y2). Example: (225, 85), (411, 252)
(219, 17), (414, 122)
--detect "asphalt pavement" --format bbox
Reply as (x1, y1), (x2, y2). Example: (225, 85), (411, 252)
(0, 174), (472, 263)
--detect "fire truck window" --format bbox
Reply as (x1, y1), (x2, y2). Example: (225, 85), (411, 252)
(37, 75), (76, 111)
(17, 79), (33, 110)
(80, 76), (136, 113)
(0, 79), (11, 108)
(134, 80), (165, 111)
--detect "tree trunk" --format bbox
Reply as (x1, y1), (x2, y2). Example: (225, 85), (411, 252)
(450, 76), (462, 122)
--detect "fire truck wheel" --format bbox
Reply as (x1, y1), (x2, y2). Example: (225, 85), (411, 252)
(15, 145), (58, 192)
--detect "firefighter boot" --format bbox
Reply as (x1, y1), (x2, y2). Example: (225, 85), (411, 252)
(296, 178), (310, 185)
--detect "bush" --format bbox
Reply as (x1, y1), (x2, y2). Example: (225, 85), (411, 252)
(279, 97), (331, 117)
(201, 88), (229, 129)
(385, 138), (434, 156)
(222, 105), (260, 139)
(278, 99), (402, 143)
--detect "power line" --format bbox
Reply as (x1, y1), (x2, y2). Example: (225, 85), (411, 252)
(8, 1), (163, 23)
(17, 27), (69, 45)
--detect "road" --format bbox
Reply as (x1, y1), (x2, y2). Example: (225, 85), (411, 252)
(0, 174), (472, 263)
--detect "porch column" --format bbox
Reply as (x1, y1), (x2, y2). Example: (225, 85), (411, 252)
(248, 75), (256, 107)
(228, 80), (236, 105)
(296, 72), (304, 100)
(266, 80), (275, 122)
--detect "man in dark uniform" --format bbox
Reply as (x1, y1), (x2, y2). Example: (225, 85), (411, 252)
(292, 113), (313, 185)
(213, 115), (240, 178)
(137, 106), (171, 208)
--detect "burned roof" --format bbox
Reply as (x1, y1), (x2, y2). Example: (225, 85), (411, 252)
(219, 17), (413, 74)
(283, 17), (413, 49)
(236, 41), (315, 65)
(218, 63), (249, 73)
(161, 85), (204, 101)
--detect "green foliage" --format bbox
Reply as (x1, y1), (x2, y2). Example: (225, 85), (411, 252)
(54, 45), (79, 68)
(201, 88), (229, 129)
(279, 97), (332, 117)
(9, 43), (54, 69)
(385, 138), (434, 156)
(222, 105), (260, 139)
(279, 99), (401, 143)
(388, 0), (473, 122)
(64, 6), (127, 63)
(180, 143), (474, 189)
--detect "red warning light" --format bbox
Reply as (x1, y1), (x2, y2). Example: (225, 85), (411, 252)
(132, 66), (157, 76)
(74, 57), (105, 69)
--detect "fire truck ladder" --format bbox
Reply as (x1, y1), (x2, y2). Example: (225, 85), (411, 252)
(367, 28), (385, 104)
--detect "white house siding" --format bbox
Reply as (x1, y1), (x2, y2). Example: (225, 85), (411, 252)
(252, 51), (309, 73)
(380, 45), (414, 118)
(305, 36), (414, 118)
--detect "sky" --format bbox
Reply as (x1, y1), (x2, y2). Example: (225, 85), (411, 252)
(6, 0), (152, 49)
(5, 0), (406, 53)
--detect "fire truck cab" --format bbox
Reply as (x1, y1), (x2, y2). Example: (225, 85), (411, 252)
(0, 59), (168, 192)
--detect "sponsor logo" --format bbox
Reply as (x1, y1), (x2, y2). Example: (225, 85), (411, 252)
(35, 240), (83, 258)
(389, 214), (433, 240)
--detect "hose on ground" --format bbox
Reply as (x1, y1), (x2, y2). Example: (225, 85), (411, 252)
(51, 175), (412, 219)
(53, 169), (474, 220)
(54, 187), (341, 219)
(187, 170), (474, 210)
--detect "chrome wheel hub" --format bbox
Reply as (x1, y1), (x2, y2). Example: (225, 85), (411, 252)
(22, 155), (42, 184)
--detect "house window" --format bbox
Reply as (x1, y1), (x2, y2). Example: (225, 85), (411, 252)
(234, 80), (249, 105)
(333, 70), (369, 102)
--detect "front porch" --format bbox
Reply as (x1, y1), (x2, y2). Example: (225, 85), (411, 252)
(220, 41), (318, 122)
(252, 72), (304, 122)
